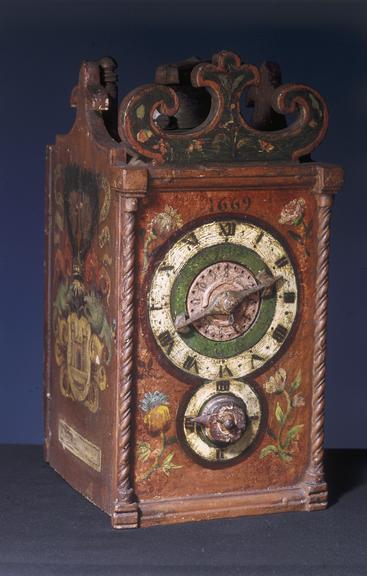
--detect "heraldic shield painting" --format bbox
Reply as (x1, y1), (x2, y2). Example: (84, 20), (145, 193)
(52, 164), (113, 413)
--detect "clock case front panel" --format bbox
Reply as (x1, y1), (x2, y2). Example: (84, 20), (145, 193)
(133, 164), (331, 525)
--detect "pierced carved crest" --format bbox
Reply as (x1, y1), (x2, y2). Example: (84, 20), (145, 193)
(118, 51), (328, 165)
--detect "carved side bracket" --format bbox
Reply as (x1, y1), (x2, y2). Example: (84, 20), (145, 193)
(118, 51), (328, 165)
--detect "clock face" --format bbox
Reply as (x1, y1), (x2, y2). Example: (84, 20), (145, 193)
(148, 217), (298, 382)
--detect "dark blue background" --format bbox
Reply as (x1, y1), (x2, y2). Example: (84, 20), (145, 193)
(1, 0), (365, 446)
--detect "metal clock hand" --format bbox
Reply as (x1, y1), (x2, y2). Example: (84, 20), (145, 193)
(175, 274), (283, 333)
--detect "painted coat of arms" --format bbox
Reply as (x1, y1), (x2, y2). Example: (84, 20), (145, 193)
(52, 164), (113, 413)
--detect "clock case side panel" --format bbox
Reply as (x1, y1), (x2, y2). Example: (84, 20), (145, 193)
(133, 162), (342, 527)
(44, 139), (123, 516)
(43, 57), (131, 518)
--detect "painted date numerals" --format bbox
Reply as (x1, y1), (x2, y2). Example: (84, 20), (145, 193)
(209, 197), (251, 212)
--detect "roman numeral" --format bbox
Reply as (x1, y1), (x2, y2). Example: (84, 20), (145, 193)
(216, 448), (225, 460)
(219, 365), (233, 378)
(183, 233), (199, 246)
(254, 231), (264, 246)
(251, 353), (265, 369)
(184, 417), (195, 431)
(275, 256), (288, 268)
(159, 263), (174, 272)
(158, 330), (174, 354)
(183, 355), (199, 373)
(283, 291), (296, 303)
(272, 324), (288, 343)
(149, 303), (162, 311)
(219, 222), (236, 237)
(217, 380), (230, 392)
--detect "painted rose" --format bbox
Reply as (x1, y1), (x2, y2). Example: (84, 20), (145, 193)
(140, 391), (171, 435)
(151, 206), (183, 236)
(265, 368), (287, 394)
(143, 206), (183, 271)
(279, 198), (305, 226)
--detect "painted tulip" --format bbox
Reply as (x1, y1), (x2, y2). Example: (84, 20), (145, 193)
(144, 404), (171, 435)
(140, 391), (171, 435)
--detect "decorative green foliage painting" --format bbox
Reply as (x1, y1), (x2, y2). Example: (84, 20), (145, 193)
(260, 369), (304, 462)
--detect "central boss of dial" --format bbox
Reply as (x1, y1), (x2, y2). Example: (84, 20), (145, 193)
(186, 262), (260, 341)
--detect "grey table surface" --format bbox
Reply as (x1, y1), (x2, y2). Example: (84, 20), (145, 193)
(0, 446), (366, 576)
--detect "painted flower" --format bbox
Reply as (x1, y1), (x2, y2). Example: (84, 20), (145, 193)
(140, 391), (171, 435)
(292, 393), (305, 408)
(151, 206), (183, 236)
(261, 368), (304, 463)
(137, 128), (153, 143)
(187, 139), (204, 154)
(279, 198), (305, 227)
(265, 368), (287, 394)
(143, 206), (183, 272)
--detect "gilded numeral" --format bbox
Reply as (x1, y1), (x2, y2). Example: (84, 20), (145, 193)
(183, 355), (199, 373)
(219, 222), (236, 237)
(183, 232), (199, 246)
(158, 330), (175, 354)
(283, 291), (296, 303)
(272, 324), (288, 343)
(219, 365), (233, 378)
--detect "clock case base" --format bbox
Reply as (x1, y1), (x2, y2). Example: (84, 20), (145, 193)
(113, 481), (328, 529)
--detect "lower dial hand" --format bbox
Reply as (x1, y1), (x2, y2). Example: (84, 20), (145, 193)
(175, 273), (282, 333)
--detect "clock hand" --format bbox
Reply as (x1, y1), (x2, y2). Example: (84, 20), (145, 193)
(175, 274), (283, 333)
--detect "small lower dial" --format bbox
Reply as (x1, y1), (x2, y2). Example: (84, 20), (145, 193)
(181, 379), (262, 466)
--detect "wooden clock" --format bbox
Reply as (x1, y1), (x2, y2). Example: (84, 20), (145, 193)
(44, 51), (343, 528)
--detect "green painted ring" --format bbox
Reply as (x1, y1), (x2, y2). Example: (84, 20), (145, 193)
(170, 243), (276, 359)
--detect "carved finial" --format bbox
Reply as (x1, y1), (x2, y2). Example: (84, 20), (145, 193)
(118, 50), (328, 165)
(98, 57), (119, 140)
(70, 61), (110, 112)
(245, 61), (287, 131)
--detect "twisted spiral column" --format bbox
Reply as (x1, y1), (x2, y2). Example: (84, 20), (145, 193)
(113, 195), (139, 526)
(303, 192), (333, 503)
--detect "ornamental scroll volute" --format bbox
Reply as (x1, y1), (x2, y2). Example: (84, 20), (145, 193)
(118, 51), (328, 165)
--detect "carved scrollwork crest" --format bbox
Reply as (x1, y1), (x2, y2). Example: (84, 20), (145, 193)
(118, 51), (328, 165)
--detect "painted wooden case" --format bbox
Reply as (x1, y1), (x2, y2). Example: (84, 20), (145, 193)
(44, 52), (343, 528)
